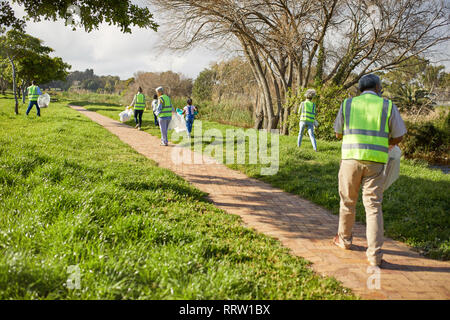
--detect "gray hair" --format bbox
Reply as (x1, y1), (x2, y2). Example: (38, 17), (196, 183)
(358, 74), (381, 92)
(156, 86), (164, 94)
(305, 89), (316, 99)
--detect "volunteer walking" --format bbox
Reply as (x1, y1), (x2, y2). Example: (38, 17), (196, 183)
(182, 98), (198, 139)
(155, 86), (174, 146)
(297, 89), (318, 151)
(333, 74), (407, 267)
(130, 87), (146, 130)
(26, 80), (42, 117)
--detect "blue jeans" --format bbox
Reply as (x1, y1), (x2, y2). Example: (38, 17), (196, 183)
(186, 116), (194, 135)
(26, 101), (40, 116)
(298, 121), (317, 151)
(153, 112), (159, 126)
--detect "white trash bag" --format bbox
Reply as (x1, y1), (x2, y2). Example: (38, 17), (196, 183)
(168, 112), (187, 133)
(384, 145), (402, 191)
(119, 106), (134, 123)
(38, 93), (50, 108)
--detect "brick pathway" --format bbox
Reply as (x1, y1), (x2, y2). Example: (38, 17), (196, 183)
(71, 106), (450, 300)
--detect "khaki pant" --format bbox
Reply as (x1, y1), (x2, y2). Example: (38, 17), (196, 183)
(338, 160), (385, 265)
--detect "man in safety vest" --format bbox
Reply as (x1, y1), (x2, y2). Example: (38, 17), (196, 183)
(131, 87), (146, 130)
(333, 74), (407, 267)
(26, 80), (42, 117)
(155, 86), (174, 146)
(297, 89), (318, 151)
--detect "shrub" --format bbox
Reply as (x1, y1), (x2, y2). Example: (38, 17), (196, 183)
(401, 111), (450, 164)
(286, 85), (349, 140)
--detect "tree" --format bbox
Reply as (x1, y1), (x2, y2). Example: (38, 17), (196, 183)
(2, 0), (158, 33)
(0, 58), (10, 95)
(16, 54), (71, 102)
(0, 1), (25, 30)
(0, 29), (40, 114)
(149, 0), (449, 131)
(192, 68), (216, 101)
(383, 57), (449, 116)
(0, 29), (70, 113)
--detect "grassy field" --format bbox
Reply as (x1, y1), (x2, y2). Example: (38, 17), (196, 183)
(0, 94), (355, 299)
(68, 93), (450, 261)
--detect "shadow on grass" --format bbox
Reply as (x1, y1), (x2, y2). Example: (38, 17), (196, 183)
(69, 101), (122, 109)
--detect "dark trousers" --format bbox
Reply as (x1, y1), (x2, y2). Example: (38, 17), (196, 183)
(26, 101), (40, 116)
(134, 109), (144, 127)
(153, 112), (159, 126)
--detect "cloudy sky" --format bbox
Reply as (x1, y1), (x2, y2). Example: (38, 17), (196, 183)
(12, 3), (223, 80)
(11, 3), (449, 80)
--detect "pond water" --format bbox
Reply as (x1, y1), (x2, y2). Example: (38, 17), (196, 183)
(429, 165), (450, 174)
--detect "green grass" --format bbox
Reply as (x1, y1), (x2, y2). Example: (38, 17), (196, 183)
(0, 94), (355, 299)
(72, 94), (450, 261)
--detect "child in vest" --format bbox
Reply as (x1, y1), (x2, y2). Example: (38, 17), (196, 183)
(131, 87), (146, 130)
(297, 89), (318, 152)
(182, 98), (198, 139)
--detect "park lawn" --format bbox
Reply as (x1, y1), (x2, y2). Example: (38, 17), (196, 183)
(75, 95), (450, 261)
(0, 94), (356, 300)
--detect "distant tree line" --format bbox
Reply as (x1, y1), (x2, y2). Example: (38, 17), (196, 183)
(124, 71), (193, 104)
(44, 69), (132, 94)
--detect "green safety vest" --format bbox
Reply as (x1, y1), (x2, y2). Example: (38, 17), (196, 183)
(28, 86), (39, 101)
(134, 93), (146, 110)
(158, 94), (172, 118)
(342, 94), (393, 164)
(300, 101), (316, 123)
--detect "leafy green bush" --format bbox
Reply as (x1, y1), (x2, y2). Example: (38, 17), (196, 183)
(401, 111), (450, 164)
(286, 85), (349, 140)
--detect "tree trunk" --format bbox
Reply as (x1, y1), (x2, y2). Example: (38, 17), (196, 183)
(22, 82), (27, 104)
(281, 106), (291, 135)
(272, 76), (282, 131)
(8, 55), (19, 115)
(253, 92), (264, 130)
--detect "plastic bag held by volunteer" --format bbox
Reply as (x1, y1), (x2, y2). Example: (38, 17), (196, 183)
(384, 146), (402, 191)
(38, 93), (50, 108)
(168, 112), (187, 133)
(119, 106), (134, 123)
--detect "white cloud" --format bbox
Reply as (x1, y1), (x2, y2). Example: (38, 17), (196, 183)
(12, 3), (221, 79)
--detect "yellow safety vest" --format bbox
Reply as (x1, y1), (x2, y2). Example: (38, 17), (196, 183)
(342, 94), (393, 164)
(134, 93), (146, 110)
(158, 95), (172, 118)
(300, 100), (316, 123)
(28, 86), (39, 101)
